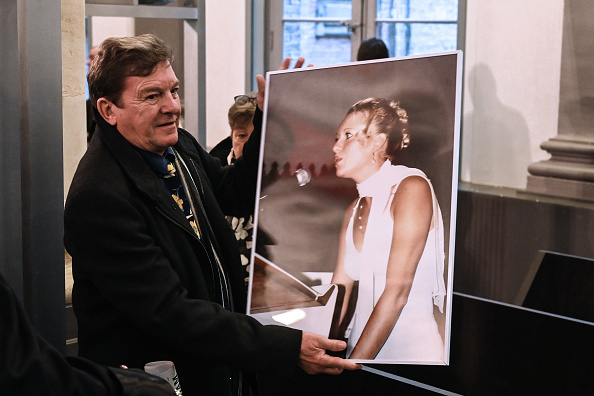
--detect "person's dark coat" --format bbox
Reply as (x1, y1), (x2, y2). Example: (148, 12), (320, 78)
(64, 109), (302, 396)
(0, 273), (175, 396)
(209, 135), (232, 164)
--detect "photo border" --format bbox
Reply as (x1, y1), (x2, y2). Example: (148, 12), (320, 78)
(247, 51), (463, 365)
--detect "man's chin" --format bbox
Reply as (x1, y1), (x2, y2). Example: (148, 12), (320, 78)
(152, 132), (178, 154)
(164, 133), (179, 148)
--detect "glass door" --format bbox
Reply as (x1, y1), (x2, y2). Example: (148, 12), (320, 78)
(266, 0), (461, 68)
(268, 0), (363, 68)
(374, 0), (460, 57)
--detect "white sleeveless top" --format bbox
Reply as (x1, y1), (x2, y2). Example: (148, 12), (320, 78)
(343, 161), (446, 362)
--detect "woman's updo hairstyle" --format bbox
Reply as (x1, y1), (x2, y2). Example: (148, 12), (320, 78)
(346, 97), (410, 163)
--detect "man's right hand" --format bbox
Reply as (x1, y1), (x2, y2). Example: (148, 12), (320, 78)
(298, 332), (362, 375)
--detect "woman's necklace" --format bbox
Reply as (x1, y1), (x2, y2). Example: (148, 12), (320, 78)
(356, 197), (371, 235)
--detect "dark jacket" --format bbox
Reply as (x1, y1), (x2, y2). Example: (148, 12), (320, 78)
(64, 110), (301, 396)
(209, 135), (233, 164)
(0, 273), (175, 396)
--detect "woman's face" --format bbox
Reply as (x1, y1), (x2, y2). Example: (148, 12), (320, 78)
(333, 111), (378, 183)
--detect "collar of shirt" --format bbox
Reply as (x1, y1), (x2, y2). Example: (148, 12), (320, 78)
(135, 147), (175, 178)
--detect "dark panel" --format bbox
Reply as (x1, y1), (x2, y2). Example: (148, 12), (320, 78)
(454, 184), (594, 304)
(1, 0), (65, 351)
(0, 0), (24, 299)
(518, 251), (594, 323)
(260, 294), (594, 395)
(20, 0), (65, 352)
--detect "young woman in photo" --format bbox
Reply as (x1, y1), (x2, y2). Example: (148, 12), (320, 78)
(331, 97), (446, 362)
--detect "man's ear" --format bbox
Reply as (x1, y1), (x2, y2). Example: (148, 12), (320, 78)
(97, 97), (118, 126)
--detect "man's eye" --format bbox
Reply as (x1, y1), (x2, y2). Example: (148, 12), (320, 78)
(146, 94), (158, 100)
(171, 88), (179, 98)
(345, 132), (352, 139)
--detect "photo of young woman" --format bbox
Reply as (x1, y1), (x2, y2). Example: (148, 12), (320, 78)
(331, 97), (446, 362)
(248, 51), (461, 367)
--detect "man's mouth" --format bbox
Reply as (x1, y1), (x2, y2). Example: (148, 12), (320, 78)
(334, 156), (342, 165)
(157, 120), (176, 128)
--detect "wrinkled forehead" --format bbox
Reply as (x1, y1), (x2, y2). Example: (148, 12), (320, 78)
(126, 61), (178, 85)
(128, 60), (174, 78)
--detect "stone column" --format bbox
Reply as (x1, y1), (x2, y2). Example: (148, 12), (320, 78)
(526, 0), (594, 200)
(62, 0), (87, 201)
(0, 0), (65, 350)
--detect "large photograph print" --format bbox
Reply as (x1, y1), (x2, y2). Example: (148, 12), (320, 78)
(247, 51), (462, 365)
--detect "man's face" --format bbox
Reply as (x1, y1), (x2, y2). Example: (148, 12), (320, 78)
(107, 62), (181, 154)
(87, 46), (100, 68)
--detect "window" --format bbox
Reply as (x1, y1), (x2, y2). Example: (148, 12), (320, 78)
(267, 0), (463, 68)
(376, 0), (459, 58)
(278, 0), (354, 67)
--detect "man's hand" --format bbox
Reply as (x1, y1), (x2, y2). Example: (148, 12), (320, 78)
(256, 57), (309, 111)
(298, 332), (362, 375)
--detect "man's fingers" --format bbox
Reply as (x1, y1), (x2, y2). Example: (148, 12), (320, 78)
(255, 74), (266, 110)
(300, 353), (361, 375)
(342, 360), (362, 371)
(278, 56), (312, 71)
(279, 57), (292, 70)
(293, 57), (306, 69)
(318, 366), (344, 375)
(299, 332), (361, 375)
(319, 352), (361, 371)
(318, 338), (347, 352)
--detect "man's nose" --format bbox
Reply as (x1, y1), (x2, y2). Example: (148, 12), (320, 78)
(162, 93), (181, 113)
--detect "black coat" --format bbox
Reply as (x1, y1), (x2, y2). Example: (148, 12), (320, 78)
(209, 135), (233, 164)
(64, 110), (301, 396)
(0, 272), (175, 396)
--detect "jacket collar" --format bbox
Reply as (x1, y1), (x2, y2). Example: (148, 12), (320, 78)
(92, 108), (196, 235)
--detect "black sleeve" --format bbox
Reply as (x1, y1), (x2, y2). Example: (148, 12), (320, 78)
(209, 136), (232, 164)
(176, 108), (263, 219)
(213, 107), (263, 217)
(0, 273), (174, 396)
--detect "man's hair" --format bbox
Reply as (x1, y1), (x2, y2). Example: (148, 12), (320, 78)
(87, 34), (174, 107)
(356, 38), (389, 61)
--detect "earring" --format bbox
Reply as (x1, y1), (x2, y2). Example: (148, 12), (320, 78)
(371, 151), (376, 164)
(401, 133), (410, 149)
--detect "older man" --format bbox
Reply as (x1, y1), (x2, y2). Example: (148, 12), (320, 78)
(64, 34), (358, 396)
